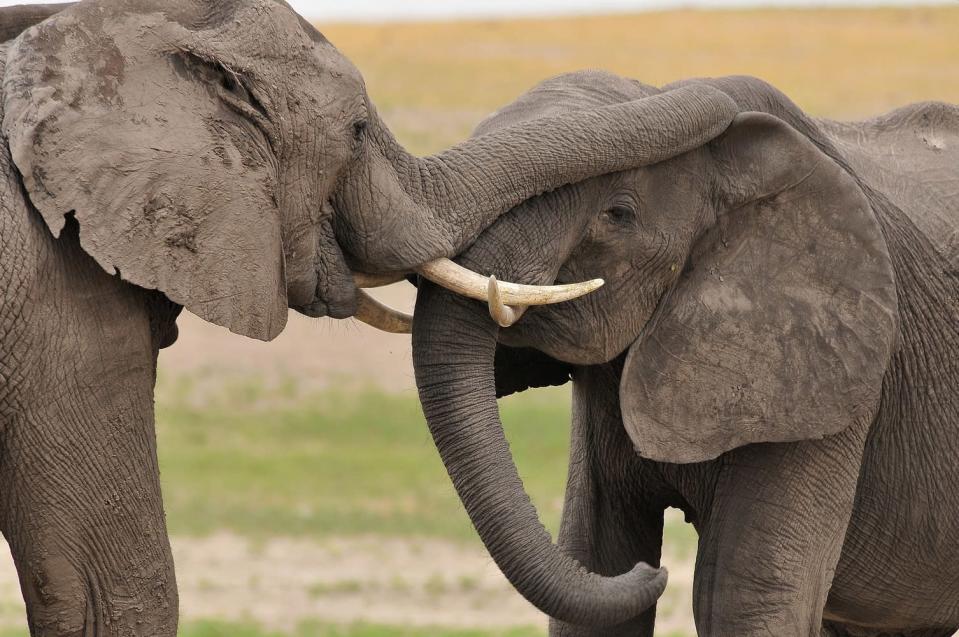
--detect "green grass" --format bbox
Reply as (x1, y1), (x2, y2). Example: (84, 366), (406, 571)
(157, 377), (569, 541)
(155, 374), (698, 555)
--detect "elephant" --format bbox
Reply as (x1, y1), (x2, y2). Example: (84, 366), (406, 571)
(0, 3), (742, 635)
(410, 70), (959, 636)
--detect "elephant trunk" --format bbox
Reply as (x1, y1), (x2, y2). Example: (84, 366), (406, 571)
(340, 84), (737, 273)
(412, 283), (667, 627)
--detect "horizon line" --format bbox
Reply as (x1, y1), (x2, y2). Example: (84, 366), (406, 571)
(297, 0), (953, 23)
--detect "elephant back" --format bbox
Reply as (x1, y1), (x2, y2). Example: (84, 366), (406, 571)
(474, 70), (659, 137)
(822, 103), (959, 269)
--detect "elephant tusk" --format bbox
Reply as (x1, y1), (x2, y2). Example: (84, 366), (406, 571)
(353, 289), (413, 334)
(352, 271), (408, 288)
(487, 276), (527, 327)
(351, 259), (601, 332)
(416, 258), (604, 307)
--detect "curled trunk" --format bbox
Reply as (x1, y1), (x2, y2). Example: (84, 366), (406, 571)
(337, 85), (738, 273)
(412, 283), (667, 627)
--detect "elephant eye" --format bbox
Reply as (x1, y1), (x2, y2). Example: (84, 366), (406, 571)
(220, 67), (247, 98)
(215, 62), (268, 118)
(352, 118), (368, 142)
(602, 204), (636, 226)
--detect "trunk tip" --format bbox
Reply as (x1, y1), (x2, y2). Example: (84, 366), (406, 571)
(629, 562), (669, 597)
(624, 561), (669, 608)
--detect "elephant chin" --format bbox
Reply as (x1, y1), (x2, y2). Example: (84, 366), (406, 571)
(412, 281), (667, 627)
(291, 204), (359, 320)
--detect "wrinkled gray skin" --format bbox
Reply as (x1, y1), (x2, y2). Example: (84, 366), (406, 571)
(0, 2), (740, 635)
(413, 71), (959, 636)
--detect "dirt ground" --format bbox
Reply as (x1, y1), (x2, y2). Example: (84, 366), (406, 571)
(159, 283), (421, 394)
(0, 531), (697, 633)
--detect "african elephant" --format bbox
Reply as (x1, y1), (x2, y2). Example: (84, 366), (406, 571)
(0, 2), (740, 634)
(411, 71), (959, 636)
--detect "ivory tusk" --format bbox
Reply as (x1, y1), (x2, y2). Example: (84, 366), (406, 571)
(416, 258), (603, 306)
(353, 271), (408, 289)
(353, 289), (413, 334)
(351, 259), (601, 332)
(487, 275), (527, 327)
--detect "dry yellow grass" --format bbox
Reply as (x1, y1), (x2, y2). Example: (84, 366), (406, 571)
(319, 7), (959, 155)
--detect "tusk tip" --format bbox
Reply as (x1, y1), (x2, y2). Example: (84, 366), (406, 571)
(487, 274), (523, 328)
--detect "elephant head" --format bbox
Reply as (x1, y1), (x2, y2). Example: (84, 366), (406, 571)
(0, 0), (738, 341)
(411, 71), (899, 626)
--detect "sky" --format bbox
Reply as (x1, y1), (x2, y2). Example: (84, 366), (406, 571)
(0, 0), (949, 21)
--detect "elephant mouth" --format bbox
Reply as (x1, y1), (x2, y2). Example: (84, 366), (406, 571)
(289, 199), (368, 321)
(294, 201), (606, 330)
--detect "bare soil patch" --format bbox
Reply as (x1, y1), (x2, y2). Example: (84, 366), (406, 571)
(0, 532), (696, 634)
(159, 284), (420, 394)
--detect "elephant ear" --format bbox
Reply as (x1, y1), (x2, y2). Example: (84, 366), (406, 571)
(1, 2), (286, 340)
(620, 112), (898, 463)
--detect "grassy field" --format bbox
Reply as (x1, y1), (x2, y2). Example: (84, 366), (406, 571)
(155, 375), (696, 552)
(156, 376), (570, 541)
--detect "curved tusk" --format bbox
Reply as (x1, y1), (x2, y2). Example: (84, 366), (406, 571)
(353, 289), (413, 334)
(416, 258), (603, 306)
(353, 271), (409, 289)
(487, 276), (527, 327)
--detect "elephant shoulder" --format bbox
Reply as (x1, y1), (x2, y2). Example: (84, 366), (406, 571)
(823, 102), (959, 267)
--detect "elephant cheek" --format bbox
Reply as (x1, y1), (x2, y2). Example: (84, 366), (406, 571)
(283, 223), (322, 308)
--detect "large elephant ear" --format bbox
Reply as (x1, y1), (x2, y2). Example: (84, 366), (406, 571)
(620, 112), (898, 463)
(1, 1), (287, 340)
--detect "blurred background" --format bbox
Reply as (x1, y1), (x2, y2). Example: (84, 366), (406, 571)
(1, 1), (958, 635)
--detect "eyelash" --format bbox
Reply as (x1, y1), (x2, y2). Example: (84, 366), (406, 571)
(602, 204), (636, 225)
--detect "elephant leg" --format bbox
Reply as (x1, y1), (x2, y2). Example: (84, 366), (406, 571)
(549, 366), (667, 637)
(692, 420), (869, 637)
(0, 223), (178, 636)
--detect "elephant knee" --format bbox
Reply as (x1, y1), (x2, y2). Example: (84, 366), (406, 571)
(20, 553), (90, 637)
(16, 547), (178, 637)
